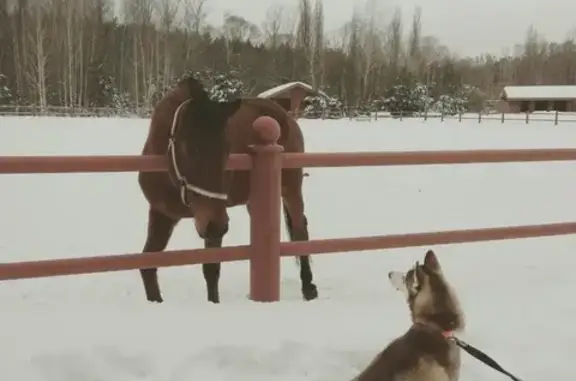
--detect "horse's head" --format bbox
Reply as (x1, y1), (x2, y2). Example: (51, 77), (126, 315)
(173, 78), (242, 203)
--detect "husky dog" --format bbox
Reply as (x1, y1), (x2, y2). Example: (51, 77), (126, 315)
(353, 249), (465, 381)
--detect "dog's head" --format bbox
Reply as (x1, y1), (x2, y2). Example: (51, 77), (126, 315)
(388, 249), (464, 332)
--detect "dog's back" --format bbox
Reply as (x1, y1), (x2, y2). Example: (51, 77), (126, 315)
(354, 324), (460, 381)
(353, 250), (464, 381)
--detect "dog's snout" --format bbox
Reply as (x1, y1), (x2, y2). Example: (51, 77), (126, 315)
(388, 271), (393, 279)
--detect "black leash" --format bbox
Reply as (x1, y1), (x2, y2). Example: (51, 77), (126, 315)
(450, 337), (524, 381)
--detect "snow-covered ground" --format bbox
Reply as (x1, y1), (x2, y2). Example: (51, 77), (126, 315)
(1, 115), (576, 380)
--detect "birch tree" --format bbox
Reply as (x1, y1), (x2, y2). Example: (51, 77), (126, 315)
(26, 1), (49, 109)
(122, 0), (154, 107)
(182, 0), (207, 67)
(311, 0), (324, 88)
(262, 4), (284, 49)
(358, 0), (381, 100)
(407, 6), (422, 77)
(386, 7), (403, 85)
(295, 0), (312, 84)
(155, 0), (181, 92)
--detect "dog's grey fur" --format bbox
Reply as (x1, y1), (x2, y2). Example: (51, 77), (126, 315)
(353, 249), (465, 381)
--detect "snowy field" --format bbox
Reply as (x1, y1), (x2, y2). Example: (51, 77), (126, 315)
(1, 115), (576, 380)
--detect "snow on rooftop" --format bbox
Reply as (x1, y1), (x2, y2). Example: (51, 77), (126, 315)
(501, 85), (576, 100)
(257, 81), (314, 99)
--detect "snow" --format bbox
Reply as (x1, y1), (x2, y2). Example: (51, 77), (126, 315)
(501, 85), (576, 100)
(1, 115), (576, 380)
(257, 81), (314, 99)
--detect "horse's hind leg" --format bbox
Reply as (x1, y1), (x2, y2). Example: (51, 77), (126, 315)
(140, 208), (179, 303)
(282, 188), (318, 301)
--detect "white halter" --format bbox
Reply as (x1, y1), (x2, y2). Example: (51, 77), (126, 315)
(167, 98), (228, 204)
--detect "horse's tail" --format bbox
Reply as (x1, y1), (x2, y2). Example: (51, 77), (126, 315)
(281, 202), (312, 268)
(282, 203), (298, 267)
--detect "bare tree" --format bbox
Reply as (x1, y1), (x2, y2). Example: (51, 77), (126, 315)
(11, 0), (30, 102)
(407, 6), (422, 76)
(358, 0), (382, 100)
(154, 0), (181, 92)
(222, 12), (260, 68)
(343, 11), (362, 105)
(222, 13), (260, 42)
(295, 0), (312, 83)
(183, 0), (206, 33)
(26, 0), (49, 109)
(385, 7), (403, 84)
(122, 0), (155, 107)
(182, 0), (208, 68)
(311, 0), (324, 88)
(262, 4), (284, 49)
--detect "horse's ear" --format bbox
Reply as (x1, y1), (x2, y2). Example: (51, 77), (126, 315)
(180, 76), (209, 102)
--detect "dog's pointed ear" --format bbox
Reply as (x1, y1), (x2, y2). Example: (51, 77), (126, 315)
(424, 249), (441, 272)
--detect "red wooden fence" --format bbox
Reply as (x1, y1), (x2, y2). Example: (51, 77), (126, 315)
(2, 116), (576, 302)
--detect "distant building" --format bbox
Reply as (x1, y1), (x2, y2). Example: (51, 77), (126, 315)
(497, 85), (576, 113)
(257, 81), (316, 117)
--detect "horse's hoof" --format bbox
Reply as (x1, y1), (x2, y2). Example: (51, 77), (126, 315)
(208, 294), (220, 304)
(302, 283), (318, 301)
(148, 297), (163, 303)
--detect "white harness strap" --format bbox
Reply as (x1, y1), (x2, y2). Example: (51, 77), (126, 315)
(167, 98), (228, 204)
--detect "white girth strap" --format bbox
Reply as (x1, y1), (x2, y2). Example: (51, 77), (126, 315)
(167, 98), (228, 203)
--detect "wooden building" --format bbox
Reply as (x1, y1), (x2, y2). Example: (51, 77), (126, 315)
(257, 81), (316, 117)
(497, 85), (576, 113)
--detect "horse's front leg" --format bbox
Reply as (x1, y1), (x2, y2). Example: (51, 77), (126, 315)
(141, 208), (179, 303)
(202, 223), (227, 304)
(195, 206), (229, 304)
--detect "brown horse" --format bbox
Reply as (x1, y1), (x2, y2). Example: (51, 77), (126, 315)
(138, 76), (318, 303)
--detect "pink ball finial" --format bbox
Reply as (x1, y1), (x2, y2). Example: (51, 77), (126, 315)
(253, 116), (281, 144)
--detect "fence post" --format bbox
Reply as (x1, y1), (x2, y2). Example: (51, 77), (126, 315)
(554, 110), (559, 126)
(248, 116), (283, 302)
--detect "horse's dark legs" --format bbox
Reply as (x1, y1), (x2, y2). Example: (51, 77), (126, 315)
(282, 195), (318, 301)
(202, 221), (228, 303)
(140, 208), (178, 303)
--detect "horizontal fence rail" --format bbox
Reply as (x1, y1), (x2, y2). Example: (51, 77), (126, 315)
(0, 246), (251, 280)
(1, 222), (575, 281)
(2, 116), (576, 302)
(3, 106), (576, 125)
(280, 222), (576, 256)
(3, 148), (576, 174)
(0, 154), (251, 173)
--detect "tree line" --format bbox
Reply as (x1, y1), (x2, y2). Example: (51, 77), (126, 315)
(1, 0), (576, 112)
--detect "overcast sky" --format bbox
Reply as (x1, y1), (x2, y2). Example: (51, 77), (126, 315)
(118, 0), (576, 57)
